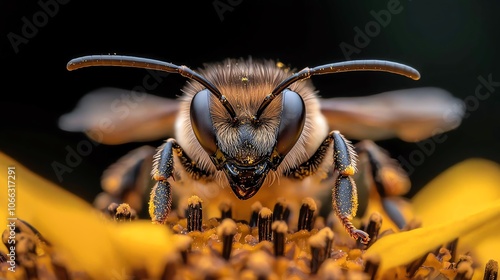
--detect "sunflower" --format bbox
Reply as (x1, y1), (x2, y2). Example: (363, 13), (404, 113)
(0, 151), (499, 280)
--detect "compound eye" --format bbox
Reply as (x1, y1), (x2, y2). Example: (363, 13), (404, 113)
(190, 89), (218, 155)
(275, 89), (306, 157)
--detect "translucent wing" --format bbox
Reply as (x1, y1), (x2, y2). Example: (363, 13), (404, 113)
(58, 87), (180, 144)
(320, 87), (465, 142)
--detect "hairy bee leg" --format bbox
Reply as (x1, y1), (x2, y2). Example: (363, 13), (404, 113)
(149, 181), (172, 224)
(334, 176), (370, 244)
(332, 131), (370, 244)
(149, 139), (176, 224)
(285, 130), (370, 243)
(149, 138), (213, 224)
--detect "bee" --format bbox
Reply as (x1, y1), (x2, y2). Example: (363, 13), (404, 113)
(60, 55), (464, 244)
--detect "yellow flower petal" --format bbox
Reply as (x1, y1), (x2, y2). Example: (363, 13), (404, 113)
(412, 158), (500, 278)
(0, 152), (175, 278)
(412, 158), (500, 226)
(110, 220), (176, 277)
(466, 218), (500, 280)
(364, 198), (500, 275)
(0, 152), (122, 278)
(365, 158), (500, 278)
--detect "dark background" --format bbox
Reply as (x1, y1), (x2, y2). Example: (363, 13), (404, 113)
(1, 0), (499, 204)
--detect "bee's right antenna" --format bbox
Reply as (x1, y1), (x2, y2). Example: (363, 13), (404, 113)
(255, 60), (421, 119)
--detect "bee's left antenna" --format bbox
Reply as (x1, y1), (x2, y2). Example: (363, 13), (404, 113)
(67, 55), (237, 120)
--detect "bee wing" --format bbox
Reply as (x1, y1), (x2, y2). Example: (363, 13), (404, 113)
(320, 87), (465, 142)
(58, 87), (180, 144)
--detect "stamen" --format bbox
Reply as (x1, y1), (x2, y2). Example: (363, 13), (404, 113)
(51, 253), (71, 280)
(10, 232), (37, 278)
(445, 238), (458, 263)
(249, 201), (263, 228)
(107, 202), (120, 217)
(273, 197), (291, 223)
(308, 227), (334, 274)
(219, 200), (232, 220)
(436, 247), (452, 263)
(114, 203), (137, 222)
(361, 212), (383, 248)
(160, 252), (182, 280)
(187, 195), (203, 232)
(132, 268), (149, 280)
(217, 218), (237, 260)
(316, 259), (344, 279)
(272, 220), (288, 257)
(246, 251), (273, 280)
(456, 255), (474, 280)
(196, 255), (223, 279)
(172, 234), (193, 264)
(406, 251), (432, 278)
(298, 197), (317, 231)
(484, 259), (498, 280)
(363, 253), (381, 280)
(258, 207), (273, 242)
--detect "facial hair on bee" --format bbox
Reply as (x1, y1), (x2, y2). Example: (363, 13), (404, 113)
(175, 57), (329, 183)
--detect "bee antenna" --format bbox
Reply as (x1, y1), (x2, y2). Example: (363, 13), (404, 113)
(67, 55), (237, 120)
(255, 59), (421, 119)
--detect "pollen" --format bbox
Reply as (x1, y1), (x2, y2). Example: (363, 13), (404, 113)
(276, 61), (291, 73)
(342, 165), (356, 176)
(153, 172), (166, 181)
(246, 156), (254, 164)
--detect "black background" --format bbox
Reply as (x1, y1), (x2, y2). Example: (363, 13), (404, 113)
(1, 0), (499, 204)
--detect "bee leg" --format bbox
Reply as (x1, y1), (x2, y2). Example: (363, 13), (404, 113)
(331, 131), (370, 244)
(285, 131), (370, 244)
(149, 138), (213, 224)
(354, 140), (410, 198)
(149, 139), (176, 224)
(354, 140), (412, 229)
